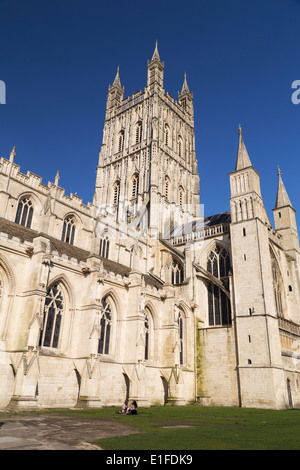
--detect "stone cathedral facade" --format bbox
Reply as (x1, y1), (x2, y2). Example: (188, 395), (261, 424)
(0, 44), (300, 411)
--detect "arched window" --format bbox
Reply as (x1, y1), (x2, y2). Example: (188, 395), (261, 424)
(165, 176), (170, 202)
(118, 130), (124, 152)
(113, 181), (120, 205)
(270, 249), (284, 317)
(15, 197), (33, 228)
(98, 297), (112, 355)
(136, 122), (142, 144)
(178, 312), (184, 365)
(178, 136), (182, 158)
(171, 259), (184, 285)
(99, 234), (110, 259)
(207, 246), (231, 326)
(144, 312), (150, 361)
(179, 186), (184, 208)
(61, 215), (76, 245)
(132, 173), (139, 199)
(39, 283), (64, 348)
(165, 124), (169, 146)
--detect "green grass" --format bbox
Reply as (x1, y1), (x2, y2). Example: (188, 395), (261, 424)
(29, 404), (300, 450)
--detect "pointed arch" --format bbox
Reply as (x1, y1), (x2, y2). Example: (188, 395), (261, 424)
(118, 129), (125, 152)
(61, 214), (76, 245)
(144, 302), (157, 362)
(113, 180), (121, 205)
(99, 231), (110, 259)
(98, 289), (120, 358)
(131, 172), (139, 199)
(269, 245), (286, 318)
(164, 124), (170, 146)
(135, 121), (142, 144)
(171, 258), (184, 285)
(46, 273), (75, 311)
(206, 244), (232, 326)
(179, 185), (184, 208)
(0, 253), (16, 340)
(39, 273), (76, 351)
(165, 175), (170, 202)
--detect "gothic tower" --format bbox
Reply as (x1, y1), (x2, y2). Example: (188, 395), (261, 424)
(93, 43), (200, 240)
(229, 128), (286, 408)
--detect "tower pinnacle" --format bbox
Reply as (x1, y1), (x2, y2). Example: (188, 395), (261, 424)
(275, 168), (293, 209)
(235, 126), (252, 171)
(181, 73), (190, 94)
(112, 66), (121, 87)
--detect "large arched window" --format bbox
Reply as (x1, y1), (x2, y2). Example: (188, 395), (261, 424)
(61, 215), (76, 245)
(207, 246), (231, 326)
(98, 297), (112, 355)
(171, 259), (184, 285)
(15, 197), (34, 228)
(270, 249), (284, 317)
(136, 122), (142, 144)
(39, 284), (64, 348)
(99, 234), (110, 259)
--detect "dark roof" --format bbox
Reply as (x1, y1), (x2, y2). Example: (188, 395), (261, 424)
(0, 218), (130, 273)
(166, 211), (231, 238)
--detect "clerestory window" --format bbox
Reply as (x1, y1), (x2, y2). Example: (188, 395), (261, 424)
(15, 197), (34, 228)
(171, 259), (184, 285)
(61, 215), (76, 245)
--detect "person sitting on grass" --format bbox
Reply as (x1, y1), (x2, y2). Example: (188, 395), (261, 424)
(117, 400), (128, 414)
(126, 400), (138, 415)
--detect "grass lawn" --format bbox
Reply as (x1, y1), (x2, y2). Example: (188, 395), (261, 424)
(42, 405), (300, 450)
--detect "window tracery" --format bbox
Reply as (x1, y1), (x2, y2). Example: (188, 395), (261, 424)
(270, 249), (284, 317)
(99, 234), (110, 259)
(39, 284), (64, 348)
(171, 259), (184, 285)
(61, 215), (76, 245)
(113, 180), (120, 205)
(15, 197), (34, 228)
(118, 130), (124, 152)
(132, 173), (139, 199)
(136, 122), (142, 144)
(207, 246), (231, 326)
(98, 297), (112, 355)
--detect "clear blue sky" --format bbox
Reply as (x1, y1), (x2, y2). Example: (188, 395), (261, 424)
(0, 0), (300, 221)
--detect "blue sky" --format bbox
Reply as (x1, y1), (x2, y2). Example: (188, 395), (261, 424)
(0, 0), (300, 221)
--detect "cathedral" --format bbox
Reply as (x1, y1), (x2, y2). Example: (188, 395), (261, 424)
(0, 43), (300, 411)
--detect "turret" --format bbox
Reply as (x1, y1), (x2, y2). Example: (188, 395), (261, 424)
(229, 127), (269, 224)
(106, 67), (124, 112)
(178, 73), (194, 118)
(147, 42), (164, 91)
(273, 168), (300, 255)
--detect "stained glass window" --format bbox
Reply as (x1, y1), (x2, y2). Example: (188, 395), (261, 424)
(207, 246), (231, 326)
(98, 298), (112, 355)
(39, 284), (64, 348)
